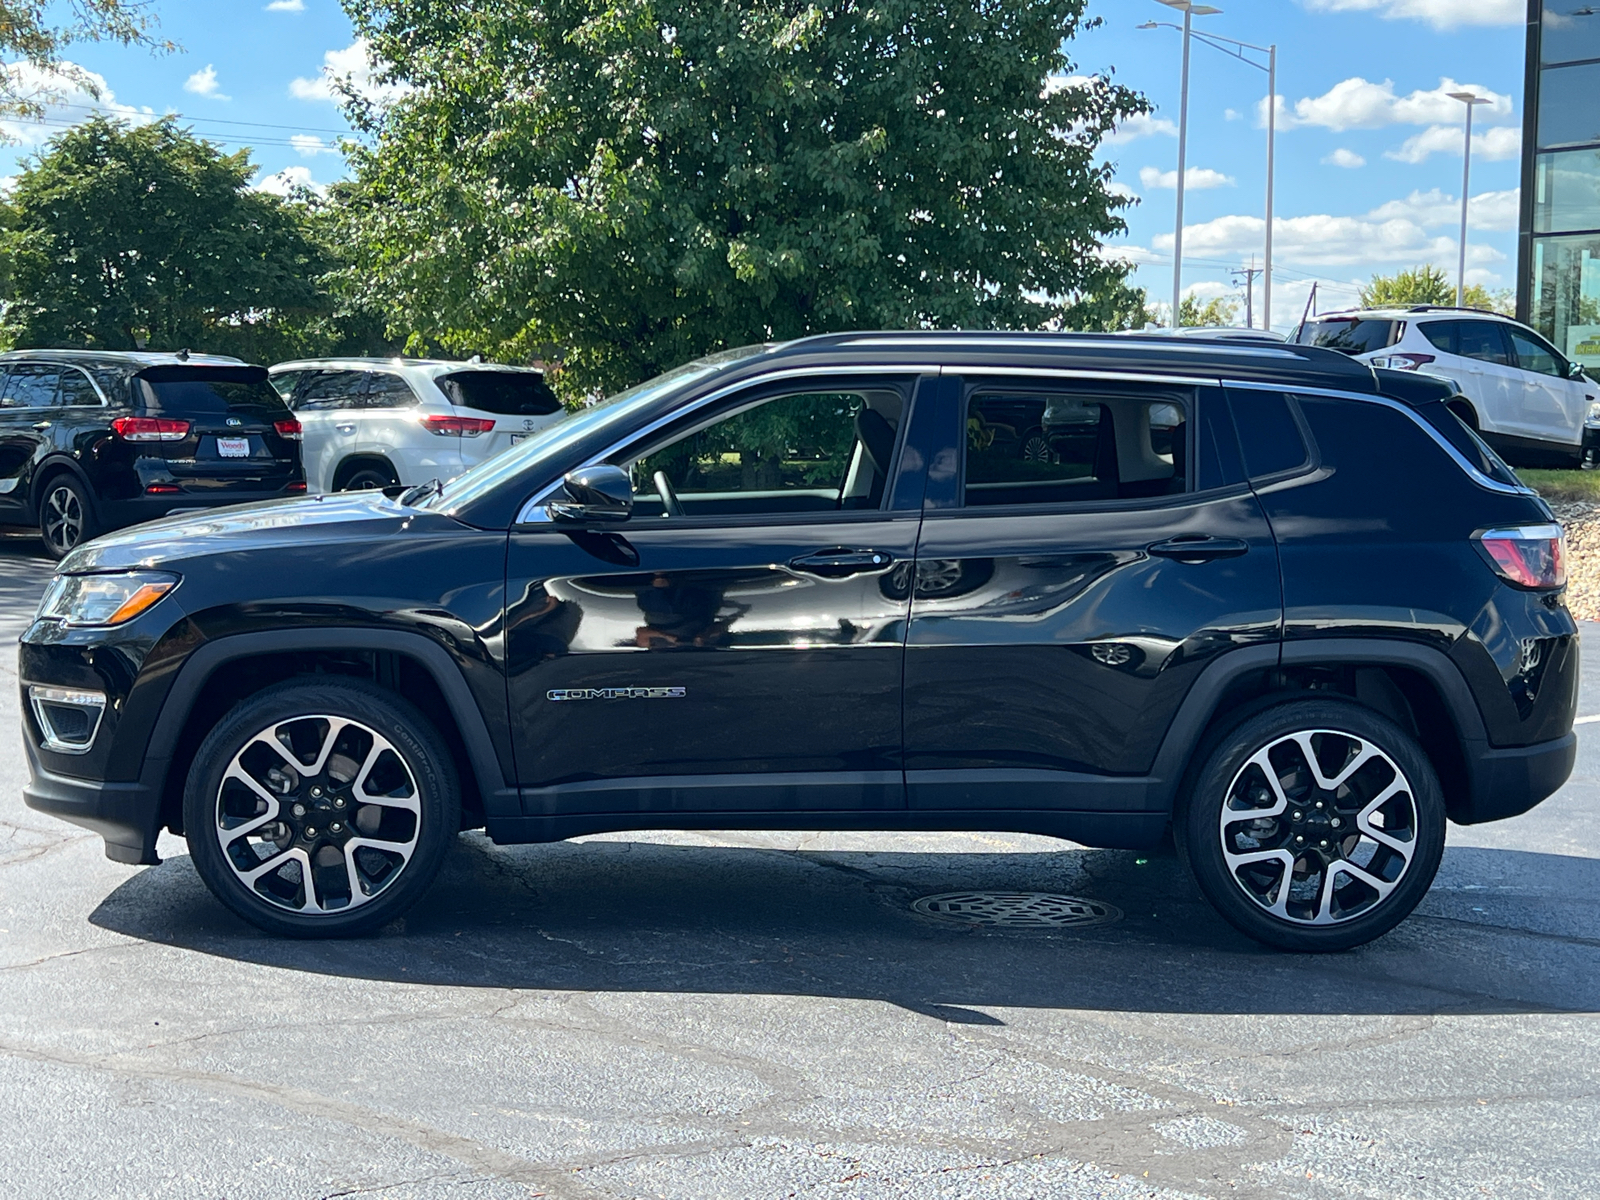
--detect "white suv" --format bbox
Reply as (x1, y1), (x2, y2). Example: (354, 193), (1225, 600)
(1294, 308), (1599, 468)
(268, 358), (563, 493)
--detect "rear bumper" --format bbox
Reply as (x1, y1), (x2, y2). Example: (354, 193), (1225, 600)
(1456, 731), (1577, 825)
(21, 735), (163, 865)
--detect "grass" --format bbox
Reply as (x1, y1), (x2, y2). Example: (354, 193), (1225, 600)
(1516, 469), (1600, 503)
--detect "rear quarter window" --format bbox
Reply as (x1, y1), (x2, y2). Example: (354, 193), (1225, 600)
(439, 370), (561, 416)
(1225, 389), (1312, 480)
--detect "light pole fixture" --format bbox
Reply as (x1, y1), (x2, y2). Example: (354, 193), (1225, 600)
(1140, 15), (1276, 330)
(1449, 91), (1492, 309)
(1149, 0), (1222, 327)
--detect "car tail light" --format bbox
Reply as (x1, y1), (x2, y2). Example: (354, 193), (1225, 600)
(274, 418), (302, 440)
(1371, 353), (1436, 371)
(112, 416), (190, 442)
(421, 415), (495, 438)
(1477, 524), (1566, 589)
(285, 480), (307, 493)
(144, 483), (180, 495)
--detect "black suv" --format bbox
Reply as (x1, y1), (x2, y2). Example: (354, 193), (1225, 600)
(0, 350), (305, 557)
(19, 334), (1577, 950)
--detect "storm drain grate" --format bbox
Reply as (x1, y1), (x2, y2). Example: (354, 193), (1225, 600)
(911, 891), (1123, 928)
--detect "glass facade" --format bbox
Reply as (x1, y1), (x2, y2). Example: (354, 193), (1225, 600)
(1521, 5), (1600, 364)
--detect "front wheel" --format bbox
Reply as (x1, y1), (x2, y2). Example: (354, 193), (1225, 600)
(183, 679), (460, 937)
(1177, 698), (1446, 952)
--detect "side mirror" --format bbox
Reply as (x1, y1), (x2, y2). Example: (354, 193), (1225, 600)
(548, 464), (633, 523)
(1570, 360), (1590, 381)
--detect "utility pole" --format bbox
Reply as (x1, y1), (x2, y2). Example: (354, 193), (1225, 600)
(1233, 258), (1263, 329)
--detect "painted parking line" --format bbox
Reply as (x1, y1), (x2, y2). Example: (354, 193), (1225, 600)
(1577, 715), (1600, 725)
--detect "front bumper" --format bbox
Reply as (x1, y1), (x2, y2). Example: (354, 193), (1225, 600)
(1455, 730), (1577, 825)
(21, 734), (163, 865)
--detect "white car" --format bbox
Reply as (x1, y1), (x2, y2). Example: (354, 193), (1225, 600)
(1294, 307), (1599, 468)
(267, 358), (563, 493)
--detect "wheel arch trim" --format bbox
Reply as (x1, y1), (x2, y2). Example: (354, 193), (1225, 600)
(28, 455), (95, 518)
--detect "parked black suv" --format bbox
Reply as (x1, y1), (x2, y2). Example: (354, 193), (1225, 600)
(19, 334), (1577, 950)
(0, 350), (306, 557)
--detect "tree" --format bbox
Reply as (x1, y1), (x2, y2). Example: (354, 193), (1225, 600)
(0, 2), (169, 124)
(0, 116), (380, 360)
(1359, 264), (1513, 315)
(339, 0), (1151, 393)
(1179, 294), (1239, 328)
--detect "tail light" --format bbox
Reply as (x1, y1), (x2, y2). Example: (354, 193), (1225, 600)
(144, 483), (180, 495)
(274, 418), (302, 440)
(112, 416), (190, 442)
(1477, 524), (1566, 589)
(421, 415), (495, 438)
(1371, 353), (1436, 371)
(285, 481), (307, 493)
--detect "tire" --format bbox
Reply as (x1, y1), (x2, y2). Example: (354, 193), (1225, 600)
(339, 464), (396, 492)
(1176, 698), (1446, 952)
(38, 474), (97, 559)
(183, 678), (460, 938)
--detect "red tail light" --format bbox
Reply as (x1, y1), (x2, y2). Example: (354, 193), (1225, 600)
(1477, 524), (1566, 589)
(274, 418), (302, 440)
(421, 415), (495, 438)
(1371, 352), (1436, 371)
(285, 481), (307, 493)
(112, 416), (190, 442)
(143, 483), (181, 495)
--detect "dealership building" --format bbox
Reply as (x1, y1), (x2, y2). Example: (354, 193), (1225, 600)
(1520, 1), (1600, 365)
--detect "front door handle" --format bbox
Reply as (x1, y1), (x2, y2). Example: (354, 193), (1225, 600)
(1147, 536), (1250, 564)
(788, 548), (895, 577)
(31, 421), (50, 431)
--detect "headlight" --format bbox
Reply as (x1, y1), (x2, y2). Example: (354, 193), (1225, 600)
(36, 572), (179, 627)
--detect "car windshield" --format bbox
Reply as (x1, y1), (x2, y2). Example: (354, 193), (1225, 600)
(1295, 318), (1402, 355)
(414, 345), (772, 514)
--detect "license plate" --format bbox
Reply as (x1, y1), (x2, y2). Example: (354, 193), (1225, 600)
(216, 437), (250, 458)
(509, 433), (528, 445)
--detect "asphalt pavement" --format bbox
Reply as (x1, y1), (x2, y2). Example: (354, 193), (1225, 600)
(1, 531), (1598, 1199)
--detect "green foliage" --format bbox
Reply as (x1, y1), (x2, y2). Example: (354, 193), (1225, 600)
(1360, 264), (1453, 309)
(0, 116), (394, 360)
(0, 1), (169, 125)
(640, 391), (862, 492)
(339, 0), (1151, 393)
(1179, 294), (1239, 328)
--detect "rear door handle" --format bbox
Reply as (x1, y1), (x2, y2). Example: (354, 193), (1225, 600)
(788, 548), (895, 577)
(335, 423), (356, 435)
(31, 421), (50, 431)
(1147, 536), (1250, 563)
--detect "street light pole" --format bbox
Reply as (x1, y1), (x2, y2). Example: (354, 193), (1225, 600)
(1449, 91), (1490, 308)
(1155, 0), (1221, 328)
(1263, 43), (1276, 330)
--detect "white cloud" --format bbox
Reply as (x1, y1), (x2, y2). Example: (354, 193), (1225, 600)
(1224, 108), (1242, 122)
(1268, 76), (1512, 132)
(1366, 187), (1521, 232)
(265, 0), (306, 10)
(1387, 123), (1521, 164)
(0, 61), (153, 145)
(1104, 112), (1179, 145)
(1107, 181), (1139, 201)
(289, 38), (407, 106)
(1324, 148), (1367, 168)
(1150, 211), (1505, 271)
(1304, 0), (1522, 31)
(1139, 166), (1236, 190)
(290, 133), (337, 156)
(183, 64), (228, 101)
(254, 165), (327, 197)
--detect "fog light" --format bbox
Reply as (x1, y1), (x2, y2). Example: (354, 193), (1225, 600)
(27, 685), (107, 754)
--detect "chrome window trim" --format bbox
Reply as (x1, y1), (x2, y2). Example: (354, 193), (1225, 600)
(60, 364), (110, 408)
(939, 364), (1215, 387)
(513, 363), (939, 524)
(849, 335), (1305, 361)
(1222, 377), (1538, 497)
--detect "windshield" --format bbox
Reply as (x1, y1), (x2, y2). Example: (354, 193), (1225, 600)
(416, 345), (772, 514)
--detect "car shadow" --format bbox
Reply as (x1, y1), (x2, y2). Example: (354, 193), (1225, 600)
(89, 836), (1600, 1016)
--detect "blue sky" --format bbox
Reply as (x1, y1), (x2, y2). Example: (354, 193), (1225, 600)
(3, 0), (1530, 332)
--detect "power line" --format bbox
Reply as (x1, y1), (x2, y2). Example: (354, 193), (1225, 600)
(17, 99), (352, 136)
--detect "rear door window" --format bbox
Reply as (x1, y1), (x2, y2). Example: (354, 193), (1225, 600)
(439, 370), (561, 416)
(1, 364), (61, 409)
(363, 372), (419, 408)
(134, 366), (290, 418)
(1225, 389), (1313, 480)
(57, 369), (101, 407)
(1295, 318), (1402, 355)
(1418, 321), (1458, 354)
(294, 370), (368, 411)
(1456, 322), (1512, 366)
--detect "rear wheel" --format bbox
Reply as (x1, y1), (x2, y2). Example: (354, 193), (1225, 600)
(183, 679), (459, 937)
(1177, 698), (1445, 952)
(39, 475), (96, 559)
(339, 462), (397, 492)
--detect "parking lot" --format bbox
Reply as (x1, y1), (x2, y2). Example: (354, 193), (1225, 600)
(0, 534), (1597, 1200)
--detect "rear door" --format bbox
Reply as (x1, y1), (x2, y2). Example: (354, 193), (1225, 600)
(504, 373), (928, 815)
(291, 370), (368, 493)
(0, 364), (49, 520)
(903, 372), (1281, 812)
(1505, 325), (1585, 449)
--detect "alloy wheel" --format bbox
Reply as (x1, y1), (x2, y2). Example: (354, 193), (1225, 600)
(1218, 728), (1418, 926)
(215, 714), (422, 914)
(43, 484), (84, 554)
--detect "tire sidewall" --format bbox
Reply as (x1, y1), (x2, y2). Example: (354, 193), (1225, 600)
(183, 678), (460, 937)
(1179, 698), (1447, 952)
(39, 474), (95, 560)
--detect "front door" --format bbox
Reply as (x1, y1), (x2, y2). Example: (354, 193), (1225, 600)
(505, 374), (930, 816)
(903, 373), (1282, 811)
(1505, 324), (1586, 449)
